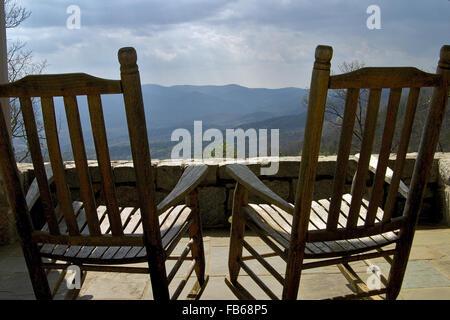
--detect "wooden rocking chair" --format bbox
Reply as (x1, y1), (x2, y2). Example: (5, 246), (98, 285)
(225, 44), (449, 300)
(0, 47), (209, 300)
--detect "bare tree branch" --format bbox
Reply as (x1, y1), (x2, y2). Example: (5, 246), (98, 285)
(325, 61), (367, 151)
(5, 0), (30, 28)
(5, 1), (47, 162)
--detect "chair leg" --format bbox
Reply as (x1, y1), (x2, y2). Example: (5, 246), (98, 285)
(145, 245), (170, 300)
(29, 268), (52, 300)
(187, 190), (206, 285)
(386, 242), (410, 300)
(282, 248), (303, 300)
(22, 244), (52, 300)
(228, 183), (248, 283)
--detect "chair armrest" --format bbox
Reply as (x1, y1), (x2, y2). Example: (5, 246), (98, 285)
(355, 154), (409, 198)
(157, 164), (209, 213)
(25, 163), (54, 209)
(225, 163), (294, 214)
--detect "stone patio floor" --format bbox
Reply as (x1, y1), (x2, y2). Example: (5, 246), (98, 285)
(0, 227), (449, 300)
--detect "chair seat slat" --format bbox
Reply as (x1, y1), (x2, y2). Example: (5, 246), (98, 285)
(51, 202), (83, 256)
(321, 199), (375, 249)
(39, 204), (193, 260)
(243, 197), (400, 258)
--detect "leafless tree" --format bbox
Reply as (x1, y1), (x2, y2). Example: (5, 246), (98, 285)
(303, 60), (449, 155)
(6, 0), (47, 162)
(5, 0), (29, 28)
(405, 87), (449, 153)
(324, 61), (369, 152)
(302, 61), (368, 153)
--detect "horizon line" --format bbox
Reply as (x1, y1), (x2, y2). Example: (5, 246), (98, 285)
(140, 83), (307, 90)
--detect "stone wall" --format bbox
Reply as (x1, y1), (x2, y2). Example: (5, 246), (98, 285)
(438, 156), (450, 226)
(0, 177), (11, 244)
(1, 153), (449, 244)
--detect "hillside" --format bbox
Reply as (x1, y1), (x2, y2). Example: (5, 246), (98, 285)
(49, 84), (309, 160)
(13, 84), (449, 162)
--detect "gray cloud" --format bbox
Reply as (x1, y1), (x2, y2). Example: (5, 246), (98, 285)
(20, 0), (234, 27)
(8, 0), (450, 88)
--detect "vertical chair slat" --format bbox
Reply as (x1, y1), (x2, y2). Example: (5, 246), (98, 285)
(19, 97), (59, 234)
(41, 97), (79, 235)
(327, 88), (359, 230)
(87, 94), (123, 235)
(347, 88), (382, 228)
(64, 96), (101, 235)
(365, 88), (402, 226)
(383, 87), (420, 222)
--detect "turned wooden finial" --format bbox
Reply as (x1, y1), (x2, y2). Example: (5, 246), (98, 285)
(438, 45), (450, 70)
(314, 45), (333, 71)
(118, 47), (138, 74)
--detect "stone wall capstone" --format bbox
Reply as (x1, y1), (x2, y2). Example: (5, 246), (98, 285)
(0, 153), (447, 245)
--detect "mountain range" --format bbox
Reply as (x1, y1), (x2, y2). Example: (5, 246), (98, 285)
(14, 83), (448, 162)
(50, 84), (310, 160)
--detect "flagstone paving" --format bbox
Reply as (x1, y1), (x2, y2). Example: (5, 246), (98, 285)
(0, 228), (449, 300)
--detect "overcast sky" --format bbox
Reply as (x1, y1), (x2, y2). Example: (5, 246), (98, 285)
(7, 0), (450, 88)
